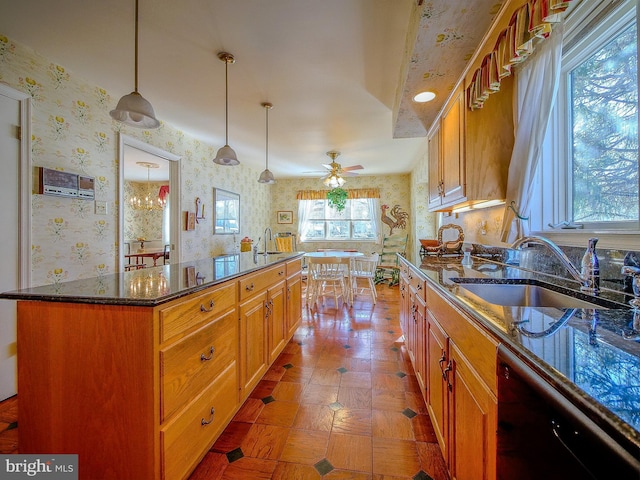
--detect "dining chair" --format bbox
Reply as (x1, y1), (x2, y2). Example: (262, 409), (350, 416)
(350, 253), (379, 304)
(306, 256), (351, 308)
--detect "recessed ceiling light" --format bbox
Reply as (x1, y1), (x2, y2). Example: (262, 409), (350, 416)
(413, 91), (436, 103)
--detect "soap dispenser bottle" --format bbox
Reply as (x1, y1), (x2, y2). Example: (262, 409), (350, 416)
(581, 237), (600, 294)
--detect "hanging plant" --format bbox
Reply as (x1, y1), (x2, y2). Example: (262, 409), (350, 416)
(327, 187), (348, 212)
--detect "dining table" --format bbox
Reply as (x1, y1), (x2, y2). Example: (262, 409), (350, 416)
(125, 249), (167, 267)
(303, 251), (364, 258)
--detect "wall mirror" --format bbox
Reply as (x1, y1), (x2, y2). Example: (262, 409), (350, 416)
(118, 134), (181, 272)
(213, 188), (240, 235)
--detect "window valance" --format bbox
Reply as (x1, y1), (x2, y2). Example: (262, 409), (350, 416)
(468, 0), (575, 110)
(296, 188), (380, 200)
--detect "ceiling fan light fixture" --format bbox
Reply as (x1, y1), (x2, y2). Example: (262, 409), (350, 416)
(109, 0), (160, 129)
(213, 51), (239, 166)
(258, 102), (275, 184)
(413, 91), (436, 103)
(323, 174), (345, 188)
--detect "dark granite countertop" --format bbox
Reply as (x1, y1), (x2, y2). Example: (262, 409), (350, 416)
(0, 252), (303, 306)
(415, 255), (640, 458)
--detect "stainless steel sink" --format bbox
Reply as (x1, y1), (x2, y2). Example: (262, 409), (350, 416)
(452, 279), (619, 309)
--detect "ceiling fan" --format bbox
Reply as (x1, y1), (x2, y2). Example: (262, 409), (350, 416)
(321, 151), (363, 187)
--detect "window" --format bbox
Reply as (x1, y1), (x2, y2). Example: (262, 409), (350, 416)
(537, 0), (639, 233)
(298, 198), (379, 242)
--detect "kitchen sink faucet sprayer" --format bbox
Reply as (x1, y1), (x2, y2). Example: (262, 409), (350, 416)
(511, 236), (599, 294)
(264, 227), (272, 255)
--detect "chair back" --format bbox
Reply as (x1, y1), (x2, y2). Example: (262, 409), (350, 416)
(379, 234), (408, 267)
(307, 256), (350, 280)
(351, 253), (379, 278)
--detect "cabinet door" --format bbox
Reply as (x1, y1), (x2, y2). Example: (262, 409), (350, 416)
(427, 312), (449, 464)
(441, 86), (466, 206)
(449, 342), (497, 480)
(286, 273), (302, 339)
(427, 122), (443, 209)
(239, 292), (268, 398)
(399, 273), (410, 341)
(413, 292), (427, 398)
(268, 280), (286, 364)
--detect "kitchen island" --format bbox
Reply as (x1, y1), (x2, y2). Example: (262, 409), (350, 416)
(1, 252), (303, 480)
(399, 253), (640, 479)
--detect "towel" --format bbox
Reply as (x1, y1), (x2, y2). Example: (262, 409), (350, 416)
(275, 236), (293, 252)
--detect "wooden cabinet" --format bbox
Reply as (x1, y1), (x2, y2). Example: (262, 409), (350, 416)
(428, 84), (466, 211)
(426, 76), (512, 213)
(399, 256), (499, 480)
(426, 310), (449, 461)
(286, 259), (303, 339)
(426, 282), (498, 480)
(238, 262), (288, 399)
(16, 256), (304, 480)
(399, 259), (427, 397)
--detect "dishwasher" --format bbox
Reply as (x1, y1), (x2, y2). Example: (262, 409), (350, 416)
(496, 345), (640, 479)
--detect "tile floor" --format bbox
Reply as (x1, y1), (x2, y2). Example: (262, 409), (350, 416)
(0, 283), (449, 479)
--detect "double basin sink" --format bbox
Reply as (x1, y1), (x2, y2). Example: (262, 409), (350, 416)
(451, 278), (626, 310)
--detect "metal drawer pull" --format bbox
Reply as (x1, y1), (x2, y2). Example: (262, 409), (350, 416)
(201, 407), (215, 426)
(200, 346), (215, 361)
(245, 283), (255, 292)
(442, 360), (452, 381)
(200, 300), (215, 312)
(438, 351), (446, 367)
(278, 270), (284, 276)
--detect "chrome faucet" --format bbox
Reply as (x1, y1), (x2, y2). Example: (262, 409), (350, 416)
(263, 227), (272, 255)
(511, 236), (600, 294)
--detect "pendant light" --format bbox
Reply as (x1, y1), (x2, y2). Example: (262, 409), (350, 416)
(258, 102), (275, 184)
(129, 161), (165, 210)
(213, 52), (240, 166)
(109, 0), (160, 129)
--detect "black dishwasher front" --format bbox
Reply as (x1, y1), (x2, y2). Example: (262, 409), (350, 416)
(496, 345), (640, 480)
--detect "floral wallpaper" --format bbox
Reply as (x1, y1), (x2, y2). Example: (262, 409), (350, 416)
(0, 34), (271, 286)
(271, 174), (419, 259)
(0, 32), (440, 287)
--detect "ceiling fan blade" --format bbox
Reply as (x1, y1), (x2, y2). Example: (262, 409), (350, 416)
(341, 165), (363, 171)
(342, 171), (359, 177)
(321, 164), (334, 170)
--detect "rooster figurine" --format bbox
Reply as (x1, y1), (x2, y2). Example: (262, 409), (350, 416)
(381, 204), (408, 235)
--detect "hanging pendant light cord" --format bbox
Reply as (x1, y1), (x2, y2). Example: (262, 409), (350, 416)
(224, 58), (229, 145)
(265, 106), (269, 169)
(134, 0), (139, 94)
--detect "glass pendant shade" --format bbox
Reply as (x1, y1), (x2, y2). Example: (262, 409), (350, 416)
(258, 168), (275, 184)
(109, 0), (159, 129)
(258, 102), (275, 184)
(110, 92), (160, 128)
(213, 52), (239, 166)
(213, 145), (239, 166)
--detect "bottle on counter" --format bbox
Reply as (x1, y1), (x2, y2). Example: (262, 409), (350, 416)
(581, 237), (600, 294)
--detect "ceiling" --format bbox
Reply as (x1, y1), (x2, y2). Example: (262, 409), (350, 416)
(0, 0), (502, 180)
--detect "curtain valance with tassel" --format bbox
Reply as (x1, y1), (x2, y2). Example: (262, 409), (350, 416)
(296, 188), (380, 200)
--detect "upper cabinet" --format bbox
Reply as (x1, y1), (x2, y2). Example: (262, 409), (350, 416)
(427, 78), (512, 212)
(429, 84), (467, 211)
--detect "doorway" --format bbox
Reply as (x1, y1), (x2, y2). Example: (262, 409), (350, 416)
(0, 84), (31, 401)
(118, 134), (180, 272)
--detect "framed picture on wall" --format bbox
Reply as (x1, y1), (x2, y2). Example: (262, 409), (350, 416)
(185, 211), (196, 231)
(277, 211), (293, 224)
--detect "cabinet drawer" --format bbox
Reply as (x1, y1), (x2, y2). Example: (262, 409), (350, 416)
(161, 362), (238, 480)
(239, 264), (286, 302)
(286, 258), (302, 276)
(427, 283), (498, 392)
(160, 310), (237, 422)
(159, 282), (235, 343)
(408, 269), (426, 301)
